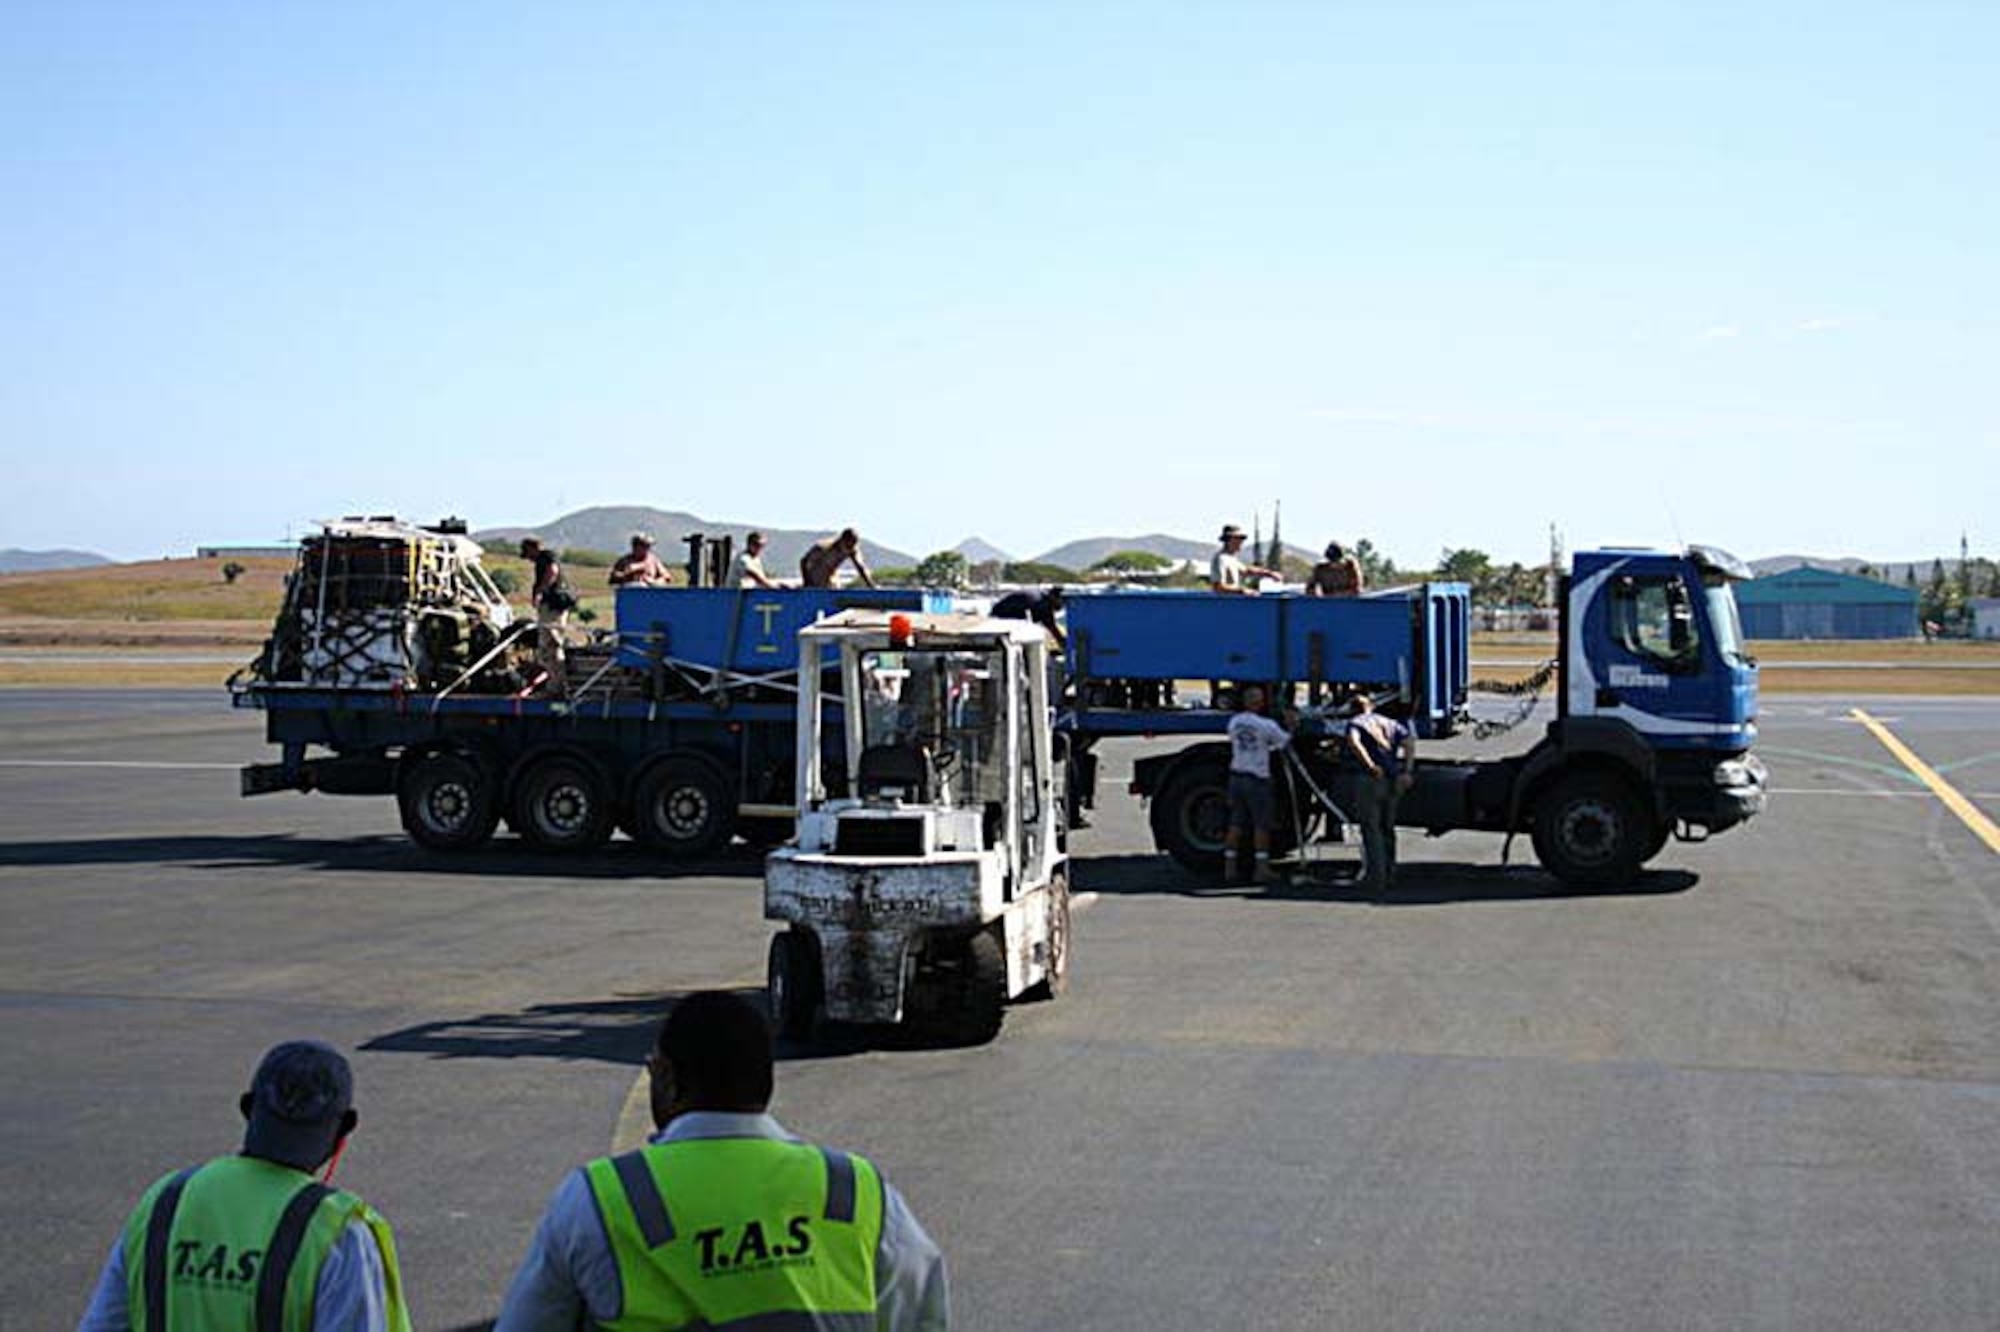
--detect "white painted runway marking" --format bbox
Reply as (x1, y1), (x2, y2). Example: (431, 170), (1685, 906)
(0, 759), (239, 771)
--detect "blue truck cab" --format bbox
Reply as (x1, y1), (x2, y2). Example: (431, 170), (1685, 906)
(1554, 545), (1765, 840)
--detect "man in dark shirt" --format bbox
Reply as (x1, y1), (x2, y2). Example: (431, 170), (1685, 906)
(1345, 695), (1414, 892)
(991, 586), (1065, 650)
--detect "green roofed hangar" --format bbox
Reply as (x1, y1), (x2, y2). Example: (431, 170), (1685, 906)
(1736, 565), (1919, 639)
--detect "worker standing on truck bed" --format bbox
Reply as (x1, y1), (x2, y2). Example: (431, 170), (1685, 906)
(735, 530), (781, 588)
(495, 991), (949, 1332)
(800, 529), (877, 589)
(78, 1041), (413, 1332)
(1210, 524), (1277, 595)
(609, 532), (673, 587)
(1224, 685), (1292, 884)
(1346, 695), (1415, 892)
(519, 537), (577, 686)
(1306, 541), (1364, 597)
(991, 585), (1065, 649)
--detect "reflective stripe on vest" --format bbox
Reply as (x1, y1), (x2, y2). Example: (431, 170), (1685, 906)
(119, 1156), (408, 1332)
(584, 1138), (884, 1332)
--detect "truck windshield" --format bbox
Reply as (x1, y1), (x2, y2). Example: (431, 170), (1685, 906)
(858, 648), (1008, 810)
(1701, 574), (1752, 667)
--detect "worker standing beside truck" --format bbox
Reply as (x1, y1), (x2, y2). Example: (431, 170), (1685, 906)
(1346, 695), (1415, 892)
(1224, 685), (1292, 884)
(496, 992), (949, 1331)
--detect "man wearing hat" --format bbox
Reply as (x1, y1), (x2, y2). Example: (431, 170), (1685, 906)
(609, 532), (672, 588)
(79, 1041), (412, 1331)
(1210, 524), (1277, 595)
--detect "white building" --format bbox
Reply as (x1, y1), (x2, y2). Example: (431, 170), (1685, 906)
(1971, 598), (2000, 641)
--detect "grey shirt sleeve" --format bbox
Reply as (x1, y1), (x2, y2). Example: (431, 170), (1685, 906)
(79, 1221), (388, 1332)
(495, 1169), (622, 1332)
(874, 1181), (950, 1331)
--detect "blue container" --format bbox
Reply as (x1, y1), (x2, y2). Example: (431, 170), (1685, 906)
(613, 587), (948, 673)
(1066, 585), (1470, 737)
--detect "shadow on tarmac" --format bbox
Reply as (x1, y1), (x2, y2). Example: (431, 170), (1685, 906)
(0, 833), (764, 880)
(1073, 852), (1699, 903)
(360, 985), (975, 1070)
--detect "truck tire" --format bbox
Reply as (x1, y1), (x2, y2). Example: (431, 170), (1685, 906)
(1150, 761), (1298, 872)
(398, 752), (499, 852)
(629, 757), (734, 859)
(1150, 761), (1231, 872)
(767, 928), (824, 1042)
(935, 928), (1006, 1045)
(511, 755), (614, 853)
(1531, 771), (1651, 889)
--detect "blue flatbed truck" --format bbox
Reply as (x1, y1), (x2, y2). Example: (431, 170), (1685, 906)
(235, 543), (1765, 887)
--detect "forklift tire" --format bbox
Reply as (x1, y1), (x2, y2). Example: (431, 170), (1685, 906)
(511, 755), (614, 853)
(1026, 873), (1071, 1000)
(767, 929), (824, 1042)
(935, 928), (1006, 1046)
(1531, 771), (1649, 889)
(629, 757), (734, 859)
(398, 752), (499, 852)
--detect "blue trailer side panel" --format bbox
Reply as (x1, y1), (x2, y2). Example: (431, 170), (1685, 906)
(614, 587), (947, 672)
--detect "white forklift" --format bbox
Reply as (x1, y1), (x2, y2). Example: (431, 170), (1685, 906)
(764, 609), (1071, 1044)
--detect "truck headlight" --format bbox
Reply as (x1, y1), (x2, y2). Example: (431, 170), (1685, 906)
(1714, 759), (1753, 788)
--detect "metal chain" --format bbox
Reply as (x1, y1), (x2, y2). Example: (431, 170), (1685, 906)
(1467, 657), (1557, 741)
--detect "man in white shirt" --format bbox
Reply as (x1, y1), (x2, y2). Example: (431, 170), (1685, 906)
(1210, 524), (1277, 595)
(734, 530), (780, 589)
(1224, 685), (1291, 884)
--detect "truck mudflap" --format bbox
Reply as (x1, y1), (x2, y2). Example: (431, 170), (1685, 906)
(240, 753), (396, 798)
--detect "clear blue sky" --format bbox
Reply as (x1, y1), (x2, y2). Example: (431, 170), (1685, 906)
(5, 1), (1995, 568)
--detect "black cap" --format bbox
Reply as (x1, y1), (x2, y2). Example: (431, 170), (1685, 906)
(242, 1041), (353, 1169)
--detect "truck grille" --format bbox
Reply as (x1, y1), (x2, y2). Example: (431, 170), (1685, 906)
(834, 817), (925, 857)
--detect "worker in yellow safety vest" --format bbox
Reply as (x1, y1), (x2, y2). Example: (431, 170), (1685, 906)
(78, 1040), (412, 1331)
(495, 991), (949, 1331)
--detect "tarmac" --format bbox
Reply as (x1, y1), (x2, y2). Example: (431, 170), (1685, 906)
(2, 689), (1997, 1330)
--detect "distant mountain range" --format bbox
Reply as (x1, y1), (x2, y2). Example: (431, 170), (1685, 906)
(476, 507), (920, 575)
(473, 510), (1326, 575)
(0, 548), (112, 574)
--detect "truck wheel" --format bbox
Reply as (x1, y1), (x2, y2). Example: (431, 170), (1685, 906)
(1531, 772), (1650, 889)
(1026, 874), (1071, 1000)
(512, 756), (613, 852)
(767, 929), (824, 1041)
(629, 758), (734, 858)
(1150, 762), (1230, 872)
(398, 752), (498, 851)
(934, 928), (1006, 1045)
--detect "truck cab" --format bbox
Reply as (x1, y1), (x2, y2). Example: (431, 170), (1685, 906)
(1553, 545), (1765, 847)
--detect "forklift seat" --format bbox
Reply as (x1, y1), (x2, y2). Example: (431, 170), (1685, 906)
(857, 744), (931, 802)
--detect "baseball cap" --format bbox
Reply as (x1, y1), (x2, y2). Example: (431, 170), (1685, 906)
(241, 1041), (354, 1169)
(1219, 524), (1246, 541)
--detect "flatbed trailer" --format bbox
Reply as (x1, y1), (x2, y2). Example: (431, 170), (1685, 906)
(236, 541), (1765, 886)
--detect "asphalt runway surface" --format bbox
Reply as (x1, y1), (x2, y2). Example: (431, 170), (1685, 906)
(3, 690), (1996, 1330)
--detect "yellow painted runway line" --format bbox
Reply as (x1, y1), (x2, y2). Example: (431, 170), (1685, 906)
(1850, 707), (2000, 855)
